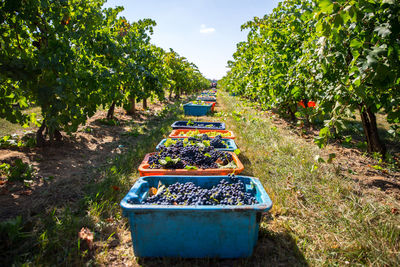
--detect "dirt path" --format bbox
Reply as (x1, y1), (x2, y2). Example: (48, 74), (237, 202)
(0, 104), (165, 221)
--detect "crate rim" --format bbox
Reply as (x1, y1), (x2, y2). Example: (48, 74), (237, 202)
(169, 129), (235, 139)
(184, 102), (213, 107)
(138, 151), (244, 176)
(171, 121), (226, 130)
(155, 138), (237, 151)
(120, 175), (273, 213)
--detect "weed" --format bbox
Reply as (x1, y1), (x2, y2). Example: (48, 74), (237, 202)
(0, 159), (34, 182)
(0, 132), (36, 148)
(82, 127), (93, 133)
(0, 216), (29, 244)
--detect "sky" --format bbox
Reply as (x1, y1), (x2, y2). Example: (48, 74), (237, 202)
(103, 0), (281, 80)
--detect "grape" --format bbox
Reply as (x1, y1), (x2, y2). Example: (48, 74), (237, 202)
(201, 134), (210, 140)
(209, 135), (227, 148)
(148, 139), (234, 169)
(135, 175), (258, 206)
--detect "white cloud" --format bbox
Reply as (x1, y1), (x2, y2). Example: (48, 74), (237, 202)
(200, 24), (215, 34)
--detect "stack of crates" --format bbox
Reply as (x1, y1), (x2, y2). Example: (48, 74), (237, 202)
(120, 87), (273, 258)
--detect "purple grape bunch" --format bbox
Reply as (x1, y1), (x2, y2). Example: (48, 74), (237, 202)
(209, 135), (227, 148)
(188, 134), (227, 149)
(148, 138), (233, 169)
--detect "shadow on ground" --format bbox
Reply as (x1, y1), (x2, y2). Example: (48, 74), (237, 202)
(137, 226), (308, 267)
(238, 153), (254, 177)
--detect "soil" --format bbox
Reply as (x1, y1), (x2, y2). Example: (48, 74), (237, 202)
(0, 103), (166, 222)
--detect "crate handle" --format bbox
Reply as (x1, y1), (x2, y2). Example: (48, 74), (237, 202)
(125, 179), (149, 204)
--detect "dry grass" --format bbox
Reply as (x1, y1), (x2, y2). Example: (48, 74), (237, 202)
(213, 91), (400, 266)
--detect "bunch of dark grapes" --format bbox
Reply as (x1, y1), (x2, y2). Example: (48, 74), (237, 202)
(140, 175), (258, 206)
(201, 134), (210, 140)
(148, 139), (233, 169)
(210, 135), (227, 148)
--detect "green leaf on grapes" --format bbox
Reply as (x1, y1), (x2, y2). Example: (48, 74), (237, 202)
(164, 138), (177, 147)
(218, 161), (237, 169)
(184, 165), (198, 170)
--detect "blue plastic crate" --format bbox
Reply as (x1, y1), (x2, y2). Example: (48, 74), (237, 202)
(183, 103), (212, 116)
(156, 138), (238, 152)
(120, 175), (273, 258)
(171, 121), (226, 130)
(201, 92), (216, 96)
